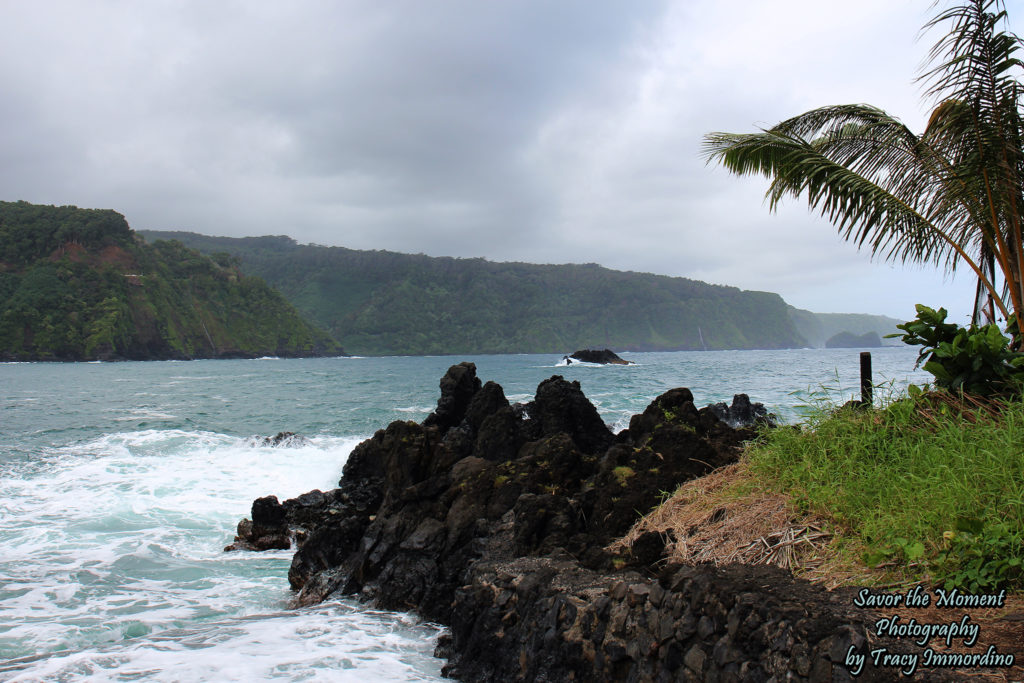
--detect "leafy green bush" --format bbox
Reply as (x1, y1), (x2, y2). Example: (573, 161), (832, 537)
(891, 304), (1024, 395)
(934, 519), (1024, 593)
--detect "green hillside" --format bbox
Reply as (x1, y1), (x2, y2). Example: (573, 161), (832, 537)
(787, 306), (903, 348)
(139, 231), (811, 355)
(0, 202), (343, 361)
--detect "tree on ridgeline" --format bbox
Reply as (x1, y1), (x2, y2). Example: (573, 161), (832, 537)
(704, 0), (1024, 341)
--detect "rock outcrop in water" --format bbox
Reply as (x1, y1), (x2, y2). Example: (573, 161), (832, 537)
(825, 330), (883, 349)
(566, 348), (633, 364)
(278, 363), (742, 617)
(230, 363), (923, 681)
(250, 431), (313, 447)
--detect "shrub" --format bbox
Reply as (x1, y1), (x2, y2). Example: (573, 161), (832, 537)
(891, 304), (1024, 395)
(935, 519), (1024, 593)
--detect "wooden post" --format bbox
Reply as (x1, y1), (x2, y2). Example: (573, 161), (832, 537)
(860, 351), (873, 407)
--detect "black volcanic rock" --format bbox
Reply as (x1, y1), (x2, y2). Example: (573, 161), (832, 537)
(440, 562), (910, 682)
(225, 485), (383, 556)
(423, 361), (482, 433)
(626, 387), (699, 437)
(522, 375), (614, 455)
(268, 364), (695, 618)
(462, 381), (509, 431)
(707, 393), (776, 429)
(226, 364), (929, 681)
(224, 495), (290, 551)
(286, 482), (382, 594)
(252, 495), (287, 528)
(566, 348), (633, 364)
(254, 431), (312, 447)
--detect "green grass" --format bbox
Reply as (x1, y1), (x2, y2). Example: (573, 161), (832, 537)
(746, 392), (1024, 590)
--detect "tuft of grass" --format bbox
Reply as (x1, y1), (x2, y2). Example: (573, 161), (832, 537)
(746, 390), (1024, 590)
(612, 466), (636, 486)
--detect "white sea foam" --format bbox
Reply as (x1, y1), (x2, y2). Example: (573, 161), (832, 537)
(609, 414), (633, 434)
(550, 357), (640, 369)
(549, 358), (604, 368)
(0, 429), (386, 675)
(395, 405), (433, 413)
(111, 408), (178, 421)
(1, 602), (444, 682)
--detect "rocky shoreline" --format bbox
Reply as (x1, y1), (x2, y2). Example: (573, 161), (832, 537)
(228, 363), (938, 681)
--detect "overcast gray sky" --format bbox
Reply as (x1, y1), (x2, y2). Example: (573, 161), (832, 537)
(3, 0), (1021, 322)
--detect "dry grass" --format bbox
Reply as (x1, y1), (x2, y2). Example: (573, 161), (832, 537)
(609, 461), (871, 588)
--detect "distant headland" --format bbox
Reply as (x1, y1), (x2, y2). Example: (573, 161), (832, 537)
(138, 229), (903, 356)
(0, 201), (343, 361)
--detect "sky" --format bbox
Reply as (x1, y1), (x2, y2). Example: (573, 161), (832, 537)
(2, 0), (1021, 323)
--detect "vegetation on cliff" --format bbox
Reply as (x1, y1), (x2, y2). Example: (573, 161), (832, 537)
(824, 330), (882, 349)
(787, 306), (900, 348)
(139, 230), (895, 356)
(0, 201), (342, 361)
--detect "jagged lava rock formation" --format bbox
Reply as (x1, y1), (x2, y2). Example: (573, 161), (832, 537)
(229, 364), (921, 681)
(708, 394), (777, 429)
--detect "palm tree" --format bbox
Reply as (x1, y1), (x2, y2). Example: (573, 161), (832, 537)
(703, 0), (1024, 337)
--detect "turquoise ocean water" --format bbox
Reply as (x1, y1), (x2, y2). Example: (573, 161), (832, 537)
(0, 348), (929, 681)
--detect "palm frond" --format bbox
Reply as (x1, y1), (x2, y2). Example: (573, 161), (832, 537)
(704, 0), (1024, 329)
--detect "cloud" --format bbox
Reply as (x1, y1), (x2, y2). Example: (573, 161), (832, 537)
(0, 0), (1004, 320)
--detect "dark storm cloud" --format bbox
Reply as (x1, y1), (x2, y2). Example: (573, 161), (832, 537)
(0, 1), (661, 253)
(144, 1), (664, 240)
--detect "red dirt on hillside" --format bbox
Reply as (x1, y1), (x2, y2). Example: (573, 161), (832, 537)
(97, 244), (136, 269)
(46, 243), (137, 270)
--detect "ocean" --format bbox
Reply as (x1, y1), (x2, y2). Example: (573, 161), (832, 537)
(0, 348), (929, 681)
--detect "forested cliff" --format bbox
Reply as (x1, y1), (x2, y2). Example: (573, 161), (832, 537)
(140, 231), (811, 355)
(787, 306), (901, 349)
(0, 202), (342, 361)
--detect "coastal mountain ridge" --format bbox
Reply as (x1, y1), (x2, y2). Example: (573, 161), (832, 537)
(139, 230), (902, 355)
(0, 201), (342, 361)
(786, 307), (901, 349)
